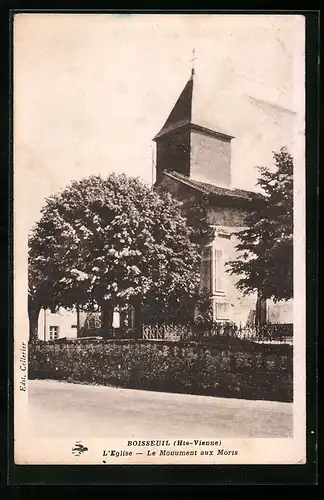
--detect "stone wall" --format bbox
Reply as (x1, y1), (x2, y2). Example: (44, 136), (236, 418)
(206, 205), (249, 227)
(199, 230), (257, 325)
(190, 129), (232, 187)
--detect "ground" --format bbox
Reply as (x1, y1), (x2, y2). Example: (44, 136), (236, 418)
(28, 379), (293, 438)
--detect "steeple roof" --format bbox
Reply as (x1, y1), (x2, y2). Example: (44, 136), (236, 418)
(153, 74), (234, 141)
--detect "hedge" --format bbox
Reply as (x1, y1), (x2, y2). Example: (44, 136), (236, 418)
(28, 340), (293, 402)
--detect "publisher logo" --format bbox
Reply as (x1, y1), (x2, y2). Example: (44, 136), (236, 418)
(72, 441), (88, 456)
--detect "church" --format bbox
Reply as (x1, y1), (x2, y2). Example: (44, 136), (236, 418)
(36, 64), (294, 340)
(152, 65), (294, 326)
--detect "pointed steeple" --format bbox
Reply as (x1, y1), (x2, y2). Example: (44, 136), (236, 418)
(153, 65), (235, 187)
(154, 68), (233, 142)
(153, 77), (193, 140)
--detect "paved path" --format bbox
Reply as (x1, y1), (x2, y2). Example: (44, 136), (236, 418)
(28, 379), (293, 438)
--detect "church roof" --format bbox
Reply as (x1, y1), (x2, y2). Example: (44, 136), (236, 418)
(153, 74), (234, 141)
(153, 71), (296, 146)
(164, 171), (263, 202)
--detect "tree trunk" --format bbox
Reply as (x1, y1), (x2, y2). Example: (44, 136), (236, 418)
(100, 302), (113, 339)
(255, 292), (267, 329)
(119, 310), (127, 336)
(29, 306), (41, 343)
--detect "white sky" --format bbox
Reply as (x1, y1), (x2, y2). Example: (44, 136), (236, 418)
(14, 13), (305, 230)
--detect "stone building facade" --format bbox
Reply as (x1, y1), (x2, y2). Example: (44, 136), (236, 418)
(153, 69), (294, 325)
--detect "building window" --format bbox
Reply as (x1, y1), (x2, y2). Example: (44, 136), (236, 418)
(200, 247), (212, 292)
(49, 326), (59, 340)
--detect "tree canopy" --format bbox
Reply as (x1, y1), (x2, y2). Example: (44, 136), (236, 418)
(28, 173), (200, 340)
(225, 147), (293, 303)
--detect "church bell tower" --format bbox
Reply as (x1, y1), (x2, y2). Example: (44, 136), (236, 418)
(153, 55), (235, 188)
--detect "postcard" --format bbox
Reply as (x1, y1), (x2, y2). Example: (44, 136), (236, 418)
(13, 13), (306, 466)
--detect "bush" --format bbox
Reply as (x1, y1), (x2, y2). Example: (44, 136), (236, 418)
(28, 339), (293, 402)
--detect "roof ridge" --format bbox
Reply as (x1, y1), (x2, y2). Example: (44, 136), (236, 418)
(164, 171), (263, 200)
(153, 119), (191, 140)
(165, 171), (211, 195)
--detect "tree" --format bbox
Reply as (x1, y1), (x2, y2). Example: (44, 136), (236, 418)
(28, 205), (87, 342)
(148, 186), (216, 325)
(225, 147), (293, 312)
(28, 173), (200, 340)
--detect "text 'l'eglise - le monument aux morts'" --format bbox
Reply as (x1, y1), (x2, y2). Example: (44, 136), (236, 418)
(153, 64), (294, 326)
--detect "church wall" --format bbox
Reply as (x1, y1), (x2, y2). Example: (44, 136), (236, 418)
(156, 177), (291, 327)
(157, 176), (257, 325)
(206, 204), (249, 227)
(210, 232), (257, 326)
(219, 232), (293, 326)
(190, 130), (231, 187)
(207, 232), (293, 326)
(156, 173), (205, 208)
